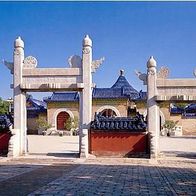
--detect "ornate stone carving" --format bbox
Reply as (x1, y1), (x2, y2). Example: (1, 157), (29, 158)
(135, 70), (147, 85)
(82, 48), (90, 54)
(157, 66), (169, 79)
(147, 69), (155, 75)
(23, 56), (37, 68)
(194, 68), (196, 77)
(3, 60), (14, 74)
(68, 55), (82, 68)
(92, 57), (105, 72)
(14, 49), (21, 55)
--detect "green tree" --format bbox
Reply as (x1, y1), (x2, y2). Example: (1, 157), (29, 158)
(36, 118), (52, 135)
(174, 102), (188, 108)
(64, 117), (78, 136)
(163, 120), (179, 136)
(163, 120), (179, 130)
(0, 97), (9, 114)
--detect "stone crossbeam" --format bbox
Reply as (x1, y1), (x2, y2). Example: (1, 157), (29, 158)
(21, 68), (83, 91)
(20, 83), (84, 92)
(22, 68), (81, 76)
(156, 78), (196, 100)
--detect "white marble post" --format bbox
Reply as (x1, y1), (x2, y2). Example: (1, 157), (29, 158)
(79, 35), (92, 158)
(147, 56), (160, 159)
(9, 37), (27, 157)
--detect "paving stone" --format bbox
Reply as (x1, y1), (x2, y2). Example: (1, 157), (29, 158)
(0, 136), (196, 196)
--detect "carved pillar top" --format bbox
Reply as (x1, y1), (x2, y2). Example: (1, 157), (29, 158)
(14, 36), (24, 49)
(147, 56), (158, 96)
(83, 35), (92, 47)
(147, 56), (157, 68)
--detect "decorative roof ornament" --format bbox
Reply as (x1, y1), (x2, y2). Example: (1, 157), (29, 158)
(23, 56), (37, 68)
(157, 66), (169, 79)
(92, 57), (105, 73)
(2, 59), (14, 74)
(120, 69), (124, 76)
(147, 56), (157, 68)
(68, 55), (82, 68)
(135, 70), (147, 85)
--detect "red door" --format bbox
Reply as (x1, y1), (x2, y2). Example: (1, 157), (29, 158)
(57, 112), (69, 130)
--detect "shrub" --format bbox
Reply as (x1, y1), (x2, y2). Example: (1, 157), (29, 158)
(36, 118), (52, 131)
(163, 120), (179, 130)
(64, 117), (78, 135)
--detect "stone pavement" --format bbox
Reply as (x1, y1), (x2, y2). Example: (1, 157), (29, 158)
(27, 135), (79, 155)
(0, 136), (195, 195)
(0, 157), (195, 196)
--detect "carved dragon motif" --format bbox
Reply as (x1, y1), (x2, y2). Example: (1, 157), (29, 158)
(92, 57), (105, 73)
(135, 70), (147, 85)
(157, 66), (169, 79)
(2, 59), (14, 74)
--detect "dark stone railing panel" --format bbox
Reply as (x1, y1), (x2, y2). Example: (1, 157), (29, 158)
(90, 113), (147, 132)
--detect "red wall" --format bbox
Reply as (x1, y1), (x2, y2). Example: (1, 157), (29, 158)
(89, 130), (149, 157)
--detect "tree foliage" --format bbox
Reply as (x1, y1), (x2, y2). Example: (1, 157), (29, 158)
(0, 97), (9, 115)
(163, 120), (179, 130)
(174, 102), (188, 108)
(64, 117), (78, 133)
(36, 118), (52, 130)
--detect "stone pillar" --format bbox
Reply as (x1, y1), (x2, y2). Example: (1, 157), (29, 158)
(147, 56), (160, 159)
(79, 35), (92, 158)
(9, 37), (27, 157)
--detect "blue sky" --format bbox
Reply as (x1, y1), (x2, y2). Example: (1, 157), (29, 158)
(0, 2), (196, 100)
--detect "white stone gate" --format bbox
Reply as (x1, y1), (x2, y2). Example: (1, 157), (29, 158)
(5, 35), (104, 158)
(145, 56), (196, 159)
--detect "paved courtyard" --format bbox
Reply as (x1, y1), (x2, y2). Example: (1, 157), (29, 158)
(27, 135), (79, 157)
(0, 135), (195, 195)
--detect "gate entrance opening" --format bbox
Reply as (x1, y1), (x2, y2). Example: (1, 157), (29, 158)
(5, 35), (104, 158)
(57, 112), (70, 130)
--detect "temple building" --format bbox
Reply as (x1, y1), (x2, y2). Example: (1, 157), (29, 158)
(27, 70), (196, 135)
(43, 70), (146, 131)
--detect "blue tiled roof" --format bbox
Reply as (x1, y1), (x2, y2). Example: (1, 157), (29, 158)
(27, 98), (47, 111)
(44, 92), (79, 102)
(112, 75), (135, 89)
(94, 74), (140, 99)
(138, 91), (147, 100)
(44, 72), (146, 102)
(93, 88), (123, 99)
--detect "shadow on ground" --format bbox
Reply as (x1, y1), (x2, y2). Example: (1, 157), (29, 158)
(161, 151), (196, 159)
(0, 159), (195, 196)
(28, 152), (79, 158)
(47, 152), (79, 158)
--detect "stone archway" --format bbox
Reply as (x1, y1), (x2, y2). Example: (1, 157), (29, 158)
(137, 56), (196, 159)
(5, 35), (105, 158)
(96, 105), (121, 117)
